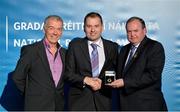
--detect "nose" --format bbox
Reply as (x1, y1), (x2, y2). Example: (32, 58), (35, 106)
(129, 31), (135, 37)
(91, 27), (95, 32)
(53, 29), (58, 35)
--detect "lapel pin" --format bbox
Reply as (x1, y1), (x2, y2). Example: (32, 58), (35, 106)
(133, 52), (138, 58)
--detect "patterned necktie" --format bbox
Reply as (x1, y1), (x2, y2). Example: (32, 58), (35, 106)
(91, 43), (99, 77)
(126, 45), (136, 66)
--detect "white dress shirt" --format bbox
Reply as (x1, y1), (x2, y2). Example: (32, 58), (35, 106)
(88, 38), (105, 74)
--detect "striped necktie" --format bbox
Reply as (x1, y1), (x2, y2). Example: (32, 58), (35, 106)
(126, 45), (136, 67)
(91, 43), (99, 77)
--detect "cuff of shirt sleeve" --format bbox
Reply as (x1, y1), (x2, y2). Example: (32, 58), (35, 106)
(83, 81), (86, 88)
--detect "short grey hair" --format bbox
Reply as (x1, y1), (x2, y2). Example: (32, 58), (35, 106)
(43, 15), (63, 28)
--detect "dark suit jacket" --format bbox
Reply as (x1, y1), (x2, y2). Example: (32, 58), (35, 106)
(65, 37), (118, 111)
(117, 36), (167, 111)
(12, 40), (66, 111)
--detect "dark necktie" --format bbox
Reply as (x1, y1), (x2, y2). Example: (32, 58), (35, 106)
(91, 43), (99, 77)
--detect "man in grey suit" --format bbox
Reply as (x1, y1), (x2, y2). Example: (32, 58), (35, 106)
(108, 16), (167, 111)
(12, 15), (66, 111)
(65, 12), (118, 111)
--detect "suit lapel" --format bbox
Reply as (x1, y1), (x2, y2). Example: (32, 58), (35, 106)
(123, 37), (148, 74)
(80, 38), (91, 64)
(56, 48), (66, 88)
(100, 39), (109, 75)
(80, 37), (109, 77)
(37, 41), (54, 86)
(122, 44), (131, 74)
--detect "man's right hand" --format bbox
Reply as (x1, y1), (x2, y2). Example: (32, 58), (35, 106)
(83, 76), (102, 91)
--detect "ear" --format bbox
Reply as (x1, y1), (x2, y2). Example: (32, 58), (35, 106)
(43, 27), (46, 33)
(102, 24), (104, 32)
(143, 27), (147, 34)
(83, 25), (86, 33)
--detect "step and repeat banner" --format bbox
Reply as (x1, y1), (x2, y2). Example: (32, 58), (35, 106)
(0, 0), (180, 111)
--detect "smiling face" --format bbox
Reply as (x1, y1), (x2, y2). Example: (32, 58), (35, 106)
(84, 15), (103, 42)
(126, 19), (147, 45)
(44, 17), (63, 45)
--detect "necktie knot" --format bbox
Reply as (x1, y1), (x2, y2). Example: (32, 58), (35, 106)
(129, 45), (136, 59)
(91, 43), (98, 50)
(131, 45), (136, 52)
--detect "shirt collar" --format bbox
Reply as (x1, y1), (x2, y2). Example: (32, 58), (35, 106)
(132, 43), (140, 48)
(43, 38), (61, 51)
(88, 37), (103, 48)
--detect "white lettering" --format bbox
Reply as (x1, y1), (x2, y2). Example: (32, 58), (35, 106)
(14, 39), (41, 47)
(14, 22), (43, 30)
(108, 22), (126, 31)
(63, 21), (84, 30)
(14, 22), (20, 30)
(147, 22), (160, 30)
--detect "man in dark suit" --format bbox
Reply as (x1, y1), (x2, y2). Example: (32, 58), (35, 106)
(65, 12), (118, 111)
(108, 16), (167, 111)
(12, 15), (66, 111)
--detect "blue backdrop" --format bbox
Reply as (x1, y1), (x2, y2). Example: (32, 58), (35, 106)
(0, 0), (180, 111)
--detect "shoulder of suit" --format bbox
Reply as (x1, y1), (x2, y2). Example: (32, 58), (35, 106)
(24, 40), (42, 47)
(146, 37), (164, 49)
(69, 37), (85, 46)
(71, 37), (82, 42)
(60, 47), (67, 53)
(21, 40), (42, 52)
(123, 43), (131, 48)
(103, 38), (119, 47)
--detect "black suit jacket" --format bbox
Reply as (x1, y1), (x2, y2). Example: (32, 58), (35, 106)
(117, 36), (167, 111)
(12, 40), (66, 111)
(65, 37), (118, 111)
